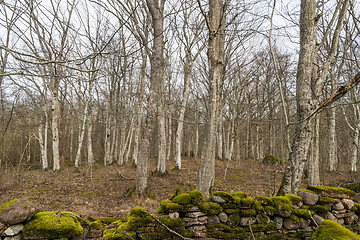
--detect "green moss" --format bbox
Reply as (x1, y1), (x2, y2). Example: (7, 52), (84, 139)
(298, 189), (317, 195)
(264, 232), (288, 240)
(241, 197), (255, 207)
(90, 221), (107, 230)
(23, 211), (83, 239)
(207, 223), (233, 232)
(308, 205), (331, 213)
(312, 220), (360, 240)
(289, 214), (300, 223)
(186, 189), (204, 204)
(341, 183), (360, 193)
(293, 209), (315, 219)
(126, 206), (154, 229)
(172, 193), (192, 205)
(221, 203), (238, 209)
(255, 195), (273, 206)
(354, 203), (360, 213)
(264, 206), (275, 216)
(230, 191), (247, 199)
(271, 196), (293, 211)
(263, 155), (283, 164)
(263, 222), (277, 232)
(160, 200), (184, 212)
(170, 188), (182, 200)
(307, 185), (355, 198)
(253, 200), (264, 212)
(318, 197), (335, 204)
(224, 208), (240, 214)
(103, 222), (136, 240)
(213, 191), (235, 203)
(199, 202), (223, 215)
(285, 194), (303, 205)
(0, 199), (21, 214)
(159, 215), (192, 237)
(91, 217), (123, 224)
(228, 214), (240, 227)
(239, 209), (256, 217)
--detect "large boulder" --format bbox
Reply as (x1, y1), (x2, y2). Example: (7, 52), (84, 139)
(0, 199), (38, 225)
(297, 190), (318, 205)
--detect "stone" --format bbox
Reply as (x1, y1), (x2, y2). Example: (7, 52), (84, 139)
(336, 217), (344, 225)
(187, 225), (206, 238)
(354, 214), (359, 222)
(321, 212), (337, 222)
(344, 215), (355, 225)
(275, 208), (292, 218)
(3, 224), (24, 236)
(342, 199), (355, 210)
(273, 216), (283, 230)
(182, 216), (207, 226)
(239, 217), (256, 227)
(168, 212), (179, 219)
(333, 211), (354, 219)
(212, 196), (226, 204)
(299, 218), (311, 229)
(354, 193), (360, 203)
(283, 217), (300, 230)
(4, 233), (23, 240)
(0, 222), (6, 235)
(313, 214), (324, 226)
(218, 212), (228, 223)
(297, 191), (319, 206)
(184, 211), (206, 218)
(186, 206), (200, 212)
(0, 199), (38, 225)
(332, 202), (345, 210)
(332, 209), (346, 214)
(207, 215), (220, 225)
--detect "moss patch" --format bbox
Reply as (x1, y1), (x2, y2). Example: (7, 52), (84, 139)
(0, 199), (21, 214)
(172, 193), (192, 205)
(103, 222), (136, 240)
(255, 195), (273, 206)
(308, 205), (331, 213)
(285, 194), (303, 205)
(240, 197), (255, 207)
(160, 200), (184, 213)
(264, 206), (275, 216)
(253, 200), (264, 212)
(186, 189), (204, 204)
(307, 185), (355, 198)
(199, 202), (223, 215)
(312, 220), (360, 240)
(271, 196), (293, 212)
(318, 197), (335, 205)
(170, 188), (182, 200)
(126, 206), (154, 229)
(239, 209), (256, 217)
(23, 211), (83, 239)
(293, 209), (315, 219)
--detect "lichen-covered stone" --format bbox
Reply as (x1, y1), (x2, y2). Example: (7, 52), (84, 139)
(0, 199), (38, 225)
(271, 196), (292, 217)
(283, 215), (300, 230)
(211, 196), (226, 204)
(312, 220), (360, 240)
(218, 212), (228, 223)
(256, 214), (270, 224)
(333, 201), (345, 211)
(318, 197), (335, 207)
(22, 211), (83, 239)
(3, 224), (24, 236)
(273, 216), (283, 230)
(299, 217), (311, 229)
(208, 215), (220, 225)
(239, 216), (256, 226)
(297, 190), (319, 206)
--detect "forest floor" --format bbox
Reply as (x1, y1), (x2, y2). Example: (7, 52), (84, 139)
(0, 157), (359, 219)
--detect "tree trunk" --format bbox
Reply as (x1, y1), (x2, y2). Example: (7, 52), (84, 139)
(75, 103), (88, 168)
(87, 113), (94, 167)
(196, 0), (226, 195)
(351, 128), (359, 172)
(51, 89), (61, 171)
(217, 106), (223, 160)
(38, 111), (48, 170)
(282, 0), (316, 194)
(308, 115), (320, 185)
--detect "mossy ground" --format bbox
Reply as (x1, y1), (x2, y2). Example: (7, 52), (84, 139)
(312, 220), (360, 240)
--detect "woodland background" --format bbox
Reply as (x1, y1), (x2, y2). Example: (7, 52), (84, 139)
(0, 0), (359, 197)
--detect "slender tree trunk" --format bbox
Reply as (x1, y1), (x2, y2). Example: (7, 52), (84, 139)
(196, 0), (226, 195)
(217, 106), (223, 160)
(194, 112), (199, 158)
(351, 128), (359, 172)
(75, 103), (88, 168)
(328, 68), (338, 171)
(104, 109), (111, 166)
(157, 106), (167, 173)
(51, 89), (61, 171)
(38, 111), (48, 170)
(282, 0), (316, 194)
(308, 115), (320, 185)
(87, 113), (94, 167)
(166, 115), (172, 162)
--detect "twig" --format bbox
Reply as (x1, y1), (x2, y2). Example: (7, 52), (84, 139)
(139, 209), (193, 240)
(308, 210), (319, 228)
(248, 219), (256, 240)
(114, 230), (135, 240)
(118, 170), (134, 180)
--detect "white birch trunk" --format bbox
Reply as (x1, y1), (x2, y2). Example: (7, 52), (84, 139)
(328, 107), (337, 171)
(166, 116), (172, 162)
(217, 107), (223, 160)
(194, 115), (199, 158)
(37, 112), (48, 170)
(351, 128), (359, 172)
(157, 109), (167, 173)
(51, 93), (60, 171)
(308, 116), (320, 185)
(87, 113), (94, 167)
(75, 103), (88, 168)
(104, 110), (111, 166)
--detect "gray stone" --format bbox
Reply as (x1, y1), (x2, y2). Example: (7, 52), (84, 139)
(0, 222), (6, 235)
(186, 206), (200, 212)
(354, 214), (359, 222)
(187, 225), (207, 238)
(208, 215), (220, 225)
(239, 217), (256, 227)
(184, 211), (206, 218)
(299, 218), (311, 229)
(218, 212), (228, 223)
(212, 196), (226, 204)
(341, 199), (355, 210)
(297, 191), (318, 206)
(332, 202), (345, 210)
(333, 211), (354, 219)
(273, 216), (283, 230)
(354, 193), (360, 203)
(4, 233), (23, 240)
(321, 212), (337, 221)
(283, 217), (300, 230)
(313, 214), (324, 225)
(274, 208), (292, 218)
(336, 217), (344, 225)
(182, 216), (207, 226)
(344, 215), (355, 225)
(3, 224), (24, 237)
(0, 199), (38, 225)
(169, 212), (179, 219)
